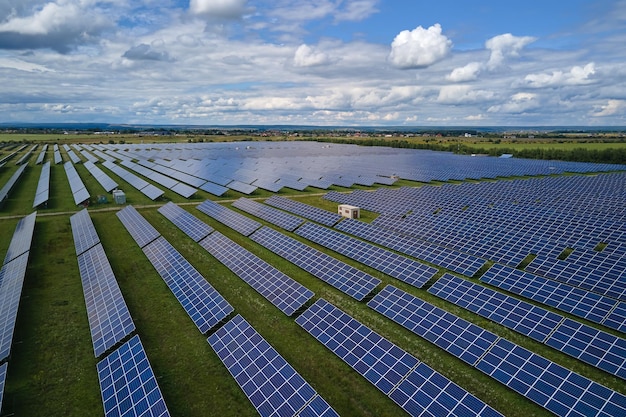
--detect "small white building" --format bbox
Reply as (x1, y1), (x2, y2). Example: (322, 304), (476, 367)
(338, 204), (360, 219)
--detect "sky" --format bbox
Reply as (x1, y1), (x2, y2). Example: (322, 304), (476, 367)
(0, 0), (625, 126)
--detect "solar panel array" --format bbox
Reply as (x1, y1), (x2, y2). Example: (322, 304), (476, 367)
(480, 264), (626, 333)
(196, 199), (262, 236)
(3, 211), (37, 265)
(199, 231), (314, 316)
(0, 362), (6, 411)
(53, 145), (62, 164)
(102, 160), (164, 200)
(35, 144), (47, 164)
(335, 218), (486, 277)
(250, 226), (380, 301)
(70, 209), (135, 358)
(116, 205), (161, 249)
(265, 196), (342, 226)
(429, 274), (626, 380)
(296, 299), (504, 417)
(33, 161), (51, 208)
(64, 161), (90, 205)
(157, 202), (214, 242)
(120, 160), (197, 198)
(295, 222), (438, 289)
(97, 335), (170, 417)
(232, 198), (304, 231)
(0, 164), (27, 205)
(208, 315), (339, 417)
(0, 252), (29, 363)
(84, 161), (118, 193)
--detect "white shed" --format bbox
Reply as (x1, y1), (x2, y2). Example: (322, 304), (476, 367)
(338, 204), (360, 219)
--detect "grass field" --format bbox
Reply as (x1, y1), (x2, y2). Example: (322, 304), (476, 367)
(0, 142), (625, 417)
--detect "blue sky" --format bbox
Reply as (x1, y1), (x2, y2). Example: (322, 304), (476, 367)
(0, 0), (625, 126)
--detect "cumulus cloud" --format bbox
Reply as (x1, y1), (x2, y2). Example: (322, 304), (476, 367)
(485, 33), (536, 69)
(488, 92), (539, 114)
(388, 24), (452, 69)
(591, 99), (625, 117)
(0, 57), (54, 72)
(190, 0), (248, 19)
(447, 62), (482, 82)
(123, 44), (172, 62)
(293, 44), (330, 67)
(524, 62), (596, 87)
(437, 85), (494, 104)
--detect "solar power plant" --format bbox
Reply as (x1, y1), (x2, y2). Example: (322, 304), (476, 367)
(296, 299), (504, 417)
(120, 160), (197, 198)
(430, 274), (626, 380)
(0, 362), (7, 411)
(157, 202), (214, 242)
(77, 243), (136, 358)
(32, 161), (51, 208)
(0, 164), (27, 205)
(198, 231), (314, 316)
(295, 222), (438, 289)
(64, 161), (90, 205)
(0, 252), (29, 362)
(265, 196), (342, 227)
(96, 335), (170, 417)
(226, 180), (257, 195)
(232, 198), (304, 232)
(70, 208), (101, 256)
(250, 226), (380, 301)
(3, 212), (37, 265)
(142, 161), (207, 188)
(142, 236), (234, 334)
(15, 145), (36, 165)
(605, 303), (626, 333)
(35, 145), (47, 165)
(335, 218), (486, 277)
(53, 148), (62, 164)
(67, 149), (82, 164)
(196, 199), (262, 236)
(475, 338), (626, 417)
(480, 264), (626, 331)
(116, 205), (161, 249)
(252, 178), (283, 193)
(207, 314), (339, 417)
(83, 161), (118, 193)
(199, 180), (229, 196)
(368, 285), (500, 366)
(102, 160), (164, 200)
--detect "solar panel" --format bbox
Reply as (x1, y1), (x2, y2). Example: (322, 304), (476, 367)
(116, 205), (161, 249)
(265, 196), (342, 226)
(0, 252), (29, 362)
(170, 182), (197, 198)
(158, 202), (214, 242)
(97, 335), (170, 417)
(475, 338), (626, 417)
(102, 161), (164, 200)
(64, 162), (90, 205)
(33, 161), (51, 208)
(604, 303), (626, 333)
(0, 362), (7, 411)
(196, 199), (261, 236)
(0, 164), (27, 204)
(430, 274), (564, 343)
(35, 147), (46, 164)
(77, 244), (136, 358)
(3, 212), (37, 265)
(250, 226), (380, 301)
(227, 180), (257, 194)
(70, 209), (101, 256)
(142, 236), (234, 333)
(232, 198), (304, 232)
(53, 149), (62, 164)
(199, 181), (228, 196)
(296, 299), (503, 417)
(84, 161), (118, 193)
(545, 318), (626, 380)
(208, 315), (339, 417)
(368, 285), (499, 366)
(199, 231), (314, 316)
(295, 222), (438, 289)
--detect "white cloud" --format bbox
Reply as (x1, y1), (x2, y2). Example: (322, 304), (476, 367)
(447, 62), (482, 82)
(190, 0), (248, 19)
(488, 92), (539, 114)
(437, 85), (494, 104)
(485, 33), (536, 69)
(591, 99), (625, 117)
(388, 24), (452, 69)
(524, 62), (596, 87)
(0, 57), (54, 72)
(293, 44), (330, 67)
(335, 0), (380, 22)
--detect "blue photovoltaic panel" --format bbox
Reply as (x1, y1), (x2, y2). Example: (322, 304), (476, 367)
(70, 209), (101, 256)
(296, 395), (340, 417)
(265, 196), (342, 226)
(97, 335), (170, 417)
(84, 161), (118, 193)
(227, 180), (257, 194)
(604, 303), (626, 333)
(232, 198), (304, 232)
(116, 205), (161, 249)
(208, 315), (339, 417)
(158, 202), (214, 242)
(77, 244), (136, 358)
(475, 338), (626, 417)
(296, 299), (503, 417)
(196, 199), (261, 236)
(295, 222), (437, 289)
(0, 252), (29, 362)
(64, 161), (90, 205)
(429, 274), (563, 343)
(170, 182), (197, 198)
(0, 362), (7, 411)
(199, 181), (228, 196)
(250, 226), (379, 301)
(481, 264), (621, 330)
(142, 236), (234, 333)
(368, 285), (499, 366)
(3, 211), (37, 265)
(199, 231), (314, 316)
(33, 161), (51, 208)
(0, 164), (27, 204)
(545, 318), (626, 380)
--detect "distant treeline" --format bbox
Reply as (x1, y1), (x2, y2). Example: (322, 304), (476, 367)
(307, 137), (626, 165)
